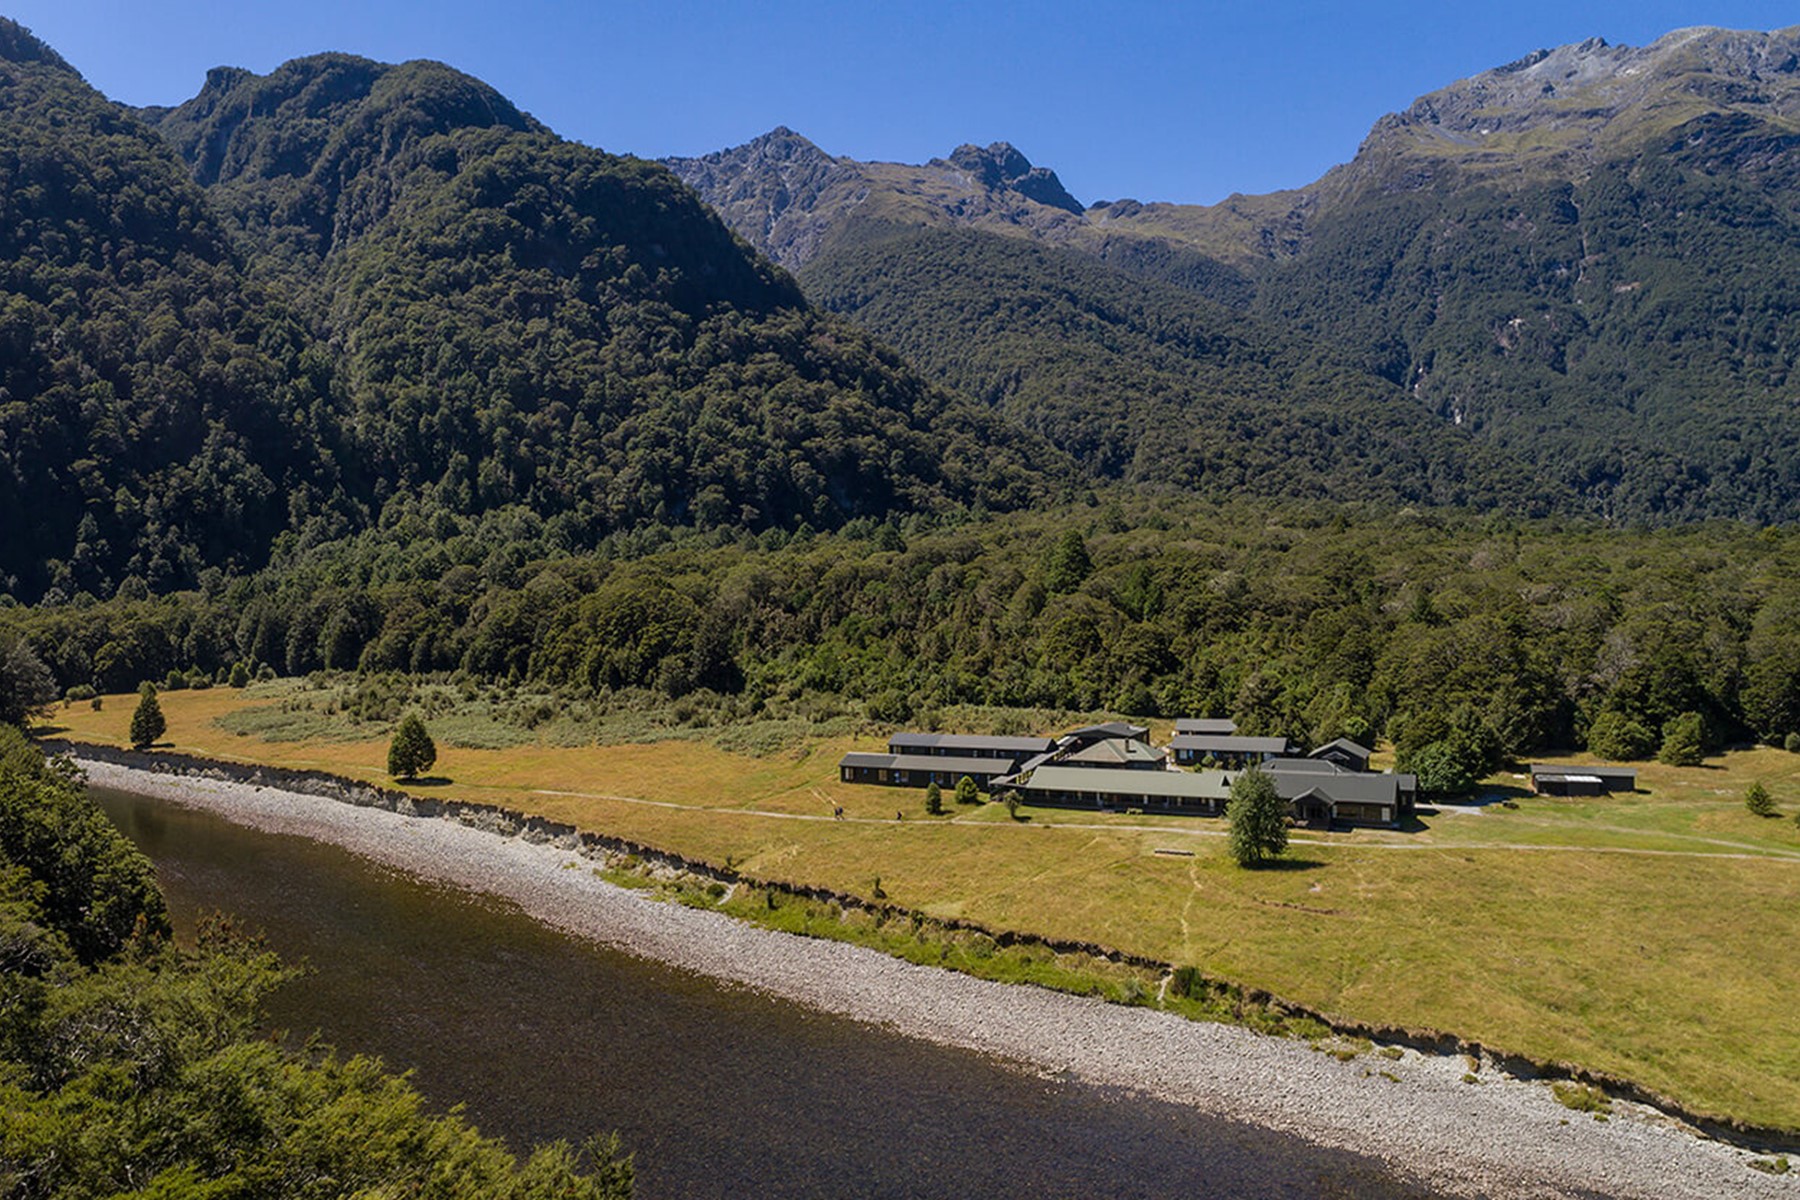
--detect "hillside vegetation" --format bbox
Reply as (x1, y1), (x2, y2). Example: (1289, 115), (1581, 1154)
(0, 724), (633, 1196)
(675, 26), (1800, 523)
(0, 23), (1044, 604)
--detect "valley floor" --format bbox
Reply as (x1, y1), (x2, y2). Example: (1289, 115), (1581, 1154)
(47, 684), (1800, 1134)
(78, 756), (1797, 1200)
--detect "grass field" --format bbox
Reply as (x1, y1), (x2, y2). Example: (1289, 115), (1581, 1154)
(51, 684), (1800, 1130)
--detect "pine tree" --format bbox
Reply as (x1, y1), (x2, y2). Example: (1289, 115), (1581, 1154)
(924, 781), (943, 815)
(387, 714), (437, 780)
(129, 683), (166, 749)
(1746, 781), (1777, 817)
(1227, 765), (1288, 868)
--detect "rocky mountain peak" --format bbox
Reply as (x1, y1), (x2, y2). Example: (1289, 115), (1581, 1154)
(1364, 24), (1800, 162)
(939, 141), (1083, 213)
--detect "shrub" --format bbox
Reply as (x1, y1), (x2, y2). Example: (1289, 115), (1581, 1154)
(64, 684), (96, 703)
(1787, 732), (1800, 754)
(924, 781), (943, 815)
(954, 775), (979, 805)
(1658, 711), (1706, 767)
(228, 661), (250, 688)
(1586, 711), (1656, 761)
(163, 668), (188, 691)
(1746, 781), (1777, 817)
(1551, 1081), (1611, 1115)
(1405, 739), (1477, 796)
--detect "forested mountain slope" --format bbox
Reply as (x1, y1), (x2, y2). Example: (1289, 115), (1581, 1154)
(0, 22), (1044, 603)
(0, 21), (350, 601)
(676, 26), (1800, 522)
(801, 222), (1529, 508)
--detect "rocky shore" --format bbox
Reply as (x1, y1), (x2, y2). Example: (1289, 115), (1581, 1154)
(80, 756), (1796, 1200)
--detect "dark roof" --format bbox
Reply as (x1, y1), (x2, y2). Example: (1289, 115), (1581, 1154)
(1169, 735), (1290, 754)
(1063, 738), (1168, 766)
(1175, 718), (1238, 735)
(1310, 738), (1373, 762)
(1063, 721), (1149, 741)
(1265, 757), (1348, 776)
(1271, 772), (1400, 806)
(888, 732), (1056, 754)
(1020, 766), (1231, 801)
(840, 752), (1008, 775)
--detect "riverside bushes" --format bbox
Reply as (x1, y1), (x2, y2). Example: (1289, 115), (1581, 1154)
(0, 732), (633, 1197)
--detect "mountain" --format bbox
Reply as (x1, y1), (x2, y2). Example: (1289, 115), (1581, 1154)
(0, 23), (1045, 602)
(671, 135), (1522, 507)
(674, 26), (1800, 522)
(665, 129), (1253, 305)
(0, 20), (347, 601)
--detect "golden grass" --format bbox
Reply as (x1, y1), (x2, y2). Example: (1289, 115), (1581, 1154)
(53, 688), (1800, 1129)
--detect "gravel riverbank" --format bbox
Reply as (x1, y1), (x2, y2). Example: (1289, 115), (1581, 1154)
(81, 757), (1795, 1200)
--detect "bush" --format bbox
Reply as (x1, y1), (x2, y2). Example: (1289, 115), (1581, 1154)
(64, 684), (96, 703)
(228, 661), (251, 688)
(954, 775), (979, 805)
(1746, 781), (1777, 817)
(1586, 711), (1656, 761)
(1657, 711), (1706, 767)
(923, 781), (943, 815)
(1786, 732), (1800, 754)
(163, 668), (188, 691)
(1406, 739), (1478, 795)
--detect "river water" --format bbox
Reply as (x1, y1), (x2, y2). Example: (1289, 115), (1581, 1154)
(96, 786), (1432, 1199)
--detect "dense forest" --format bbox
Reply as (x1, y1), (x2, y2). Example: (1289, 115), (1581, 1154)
(0, 23), (1044, 604)
(799, 221), (1531, 507)
(0, 724), (633, 1196)
(9, 498), (1800, 779)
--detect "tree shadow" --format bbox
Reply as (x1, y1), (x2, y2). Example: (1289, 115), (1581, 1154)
(1258, 857), (1327, 872)
(30, 724), (70, 737)
(404, 776), (454, 787)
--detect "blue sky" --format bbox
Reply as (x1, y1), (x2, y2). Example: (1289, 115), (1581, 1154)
(8, 1), (1798, 204)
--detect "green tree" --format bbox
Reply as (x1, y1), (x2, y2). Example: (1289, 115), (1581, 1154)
(129, 683), (166, 749)
(954, 775), (980, 806)
(1406, 740), (1478, 795)
(1042, 529), (1092, 593)
(1786, 732), (1800, 754)
(387, 713), (437, 780)
(0, 632), (56, 728)
(1585, 711), (1656, 761)
(1226, 766), (1288, 868)
(1658, 711), (1706, 767)
(923, 780), (943, 815)
(228, 660), (251, 688)
(1746, 781), (1777, 818)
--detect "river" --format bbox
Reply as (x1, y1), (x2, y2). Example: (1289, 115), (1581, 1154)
(96, 785), (1432, 1199)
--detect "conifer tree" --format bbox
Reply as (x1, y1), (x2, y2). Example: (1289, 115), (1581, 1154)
(954, 775), (980, 806)
(924, 780), (943, 815)
(129, 683), (166, 749)
(1746, 781), (1777, 817)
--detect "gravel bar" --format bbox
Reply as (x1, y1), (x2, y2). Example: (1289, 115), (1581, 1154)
(83, 758), (1798, 1200)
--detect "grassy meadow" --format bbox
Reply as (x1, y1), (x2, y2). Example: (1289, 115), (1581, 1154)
(52, 683), (1800, 1130)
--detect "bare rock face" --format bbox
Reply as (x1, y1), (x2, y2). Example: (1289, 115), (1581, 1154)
(664, 127), (863, 269)
(938, 142), (1084, 214)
